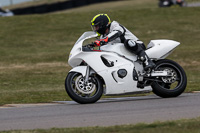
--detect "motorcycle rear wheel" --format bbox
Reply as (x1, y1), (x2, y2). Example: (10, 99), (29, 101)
(65, 72), (103, 104)
(151, 59), (187, 98)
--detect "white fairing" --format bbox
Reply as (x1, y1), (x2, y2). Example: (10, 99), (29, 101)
(100, 43), (137, 61)
(69, 66), (87, 77)
(68, 32), (180, 95)
(146, 40), (180, 59)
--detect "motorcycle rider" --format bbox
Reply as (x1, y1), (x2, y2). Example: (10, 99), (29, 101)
(91, 14), (155, 71)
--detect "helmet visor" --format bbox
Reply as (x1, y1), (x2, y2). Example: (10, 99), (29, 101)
(91, 25), (100, 32)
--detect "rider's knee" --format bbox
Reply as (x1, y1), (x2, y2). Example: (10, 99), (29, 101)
(124, 39), (146, 54)
(124, 39), (138, 52)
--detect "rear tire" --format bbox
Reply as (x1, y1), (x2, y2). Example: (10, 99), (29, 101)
(65, 72), (103, 104)
(151, 59), (187, 98)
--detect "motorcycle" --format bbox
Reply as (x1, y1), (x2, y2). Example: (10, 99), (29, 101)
(159, 0), (187, 7)
(65, 31), (187, 104)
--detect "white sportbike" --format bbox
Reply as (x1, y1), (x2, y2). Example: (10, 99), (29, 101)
(65, 31), (187, 104)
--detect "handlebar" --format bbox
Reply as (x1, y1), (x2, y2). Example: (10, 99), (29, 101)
(82, 43), (96, 52)
(87, 42), (96, 48)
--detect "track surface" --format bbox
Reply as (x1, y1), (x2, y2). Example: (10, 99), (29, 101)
(0, 93), (200, 131)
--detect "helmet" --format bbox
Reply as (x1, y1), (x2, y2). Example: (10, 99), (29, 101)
(91, 14), (111, 35)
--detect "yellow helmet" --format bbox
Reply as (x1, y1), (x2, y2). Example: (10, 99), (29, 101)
(91, 14), (111, 35)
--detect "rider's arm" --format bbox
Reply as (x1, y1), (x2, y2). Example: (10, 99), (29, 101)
(105, 22), (125, 42)
(94, 22), (125, 46)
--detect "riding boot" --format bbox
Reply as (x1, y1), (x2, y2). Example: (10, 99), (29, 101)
(126, 40), (156, 71)
(138, 50), (156, 71)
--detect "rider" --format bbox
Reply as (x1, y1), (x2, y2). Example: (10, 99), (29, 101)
(91, 14), (155, 71)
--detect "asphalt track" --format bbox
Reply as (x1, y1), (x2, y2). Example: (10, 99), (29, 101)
(0, 93), (200, 131)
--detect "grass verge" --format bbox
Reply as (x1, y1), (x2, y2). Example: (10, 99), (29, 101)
(1, 117), (200, 133)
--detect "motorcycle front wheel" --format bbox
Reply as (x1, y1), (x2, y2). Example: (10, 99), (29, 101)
(65, 72), (103, 104)
(151, 59), (187, 98)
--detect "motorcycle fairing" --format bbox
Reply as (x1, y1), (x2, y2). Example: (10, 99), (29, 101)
(146, 40), (180, 59)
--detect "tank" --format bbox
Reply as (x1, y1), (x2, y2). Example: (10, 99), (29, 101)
(100, 43), (137, 61)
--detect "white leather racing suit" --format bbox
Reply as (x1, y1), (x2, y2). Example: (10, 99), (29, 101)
(101, 21), (139, 44)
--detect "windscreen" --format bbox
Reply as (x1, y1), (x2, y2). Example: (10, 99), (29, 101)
(75, 31), (97, 45)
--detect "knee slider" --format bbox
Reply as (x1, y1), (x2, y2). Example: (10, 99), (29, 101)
(135, 40), (144, 45)
(128, 40), (136, 47)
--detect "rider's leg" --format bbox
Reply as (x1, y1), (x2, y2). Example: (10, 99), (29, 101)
(125, 40), (155, 71)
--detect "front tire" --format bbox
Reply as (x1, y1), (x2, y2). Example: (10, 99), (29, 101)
(65, 72), (103, 104)
(151, 59), (187, 98)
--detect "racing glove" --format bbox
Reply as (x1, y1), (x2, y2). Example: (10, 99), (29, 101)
(94, 37), (108, 46)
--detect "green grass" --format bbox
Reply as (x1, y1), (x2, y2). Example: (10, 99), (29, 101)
(0, 0), (200, 105)
(1, 117), (200, 133)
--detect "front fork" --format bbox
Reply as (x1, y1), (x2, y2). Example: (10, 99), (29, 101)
(84, 65), (96, 85)
(84, 65), (90, 84)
